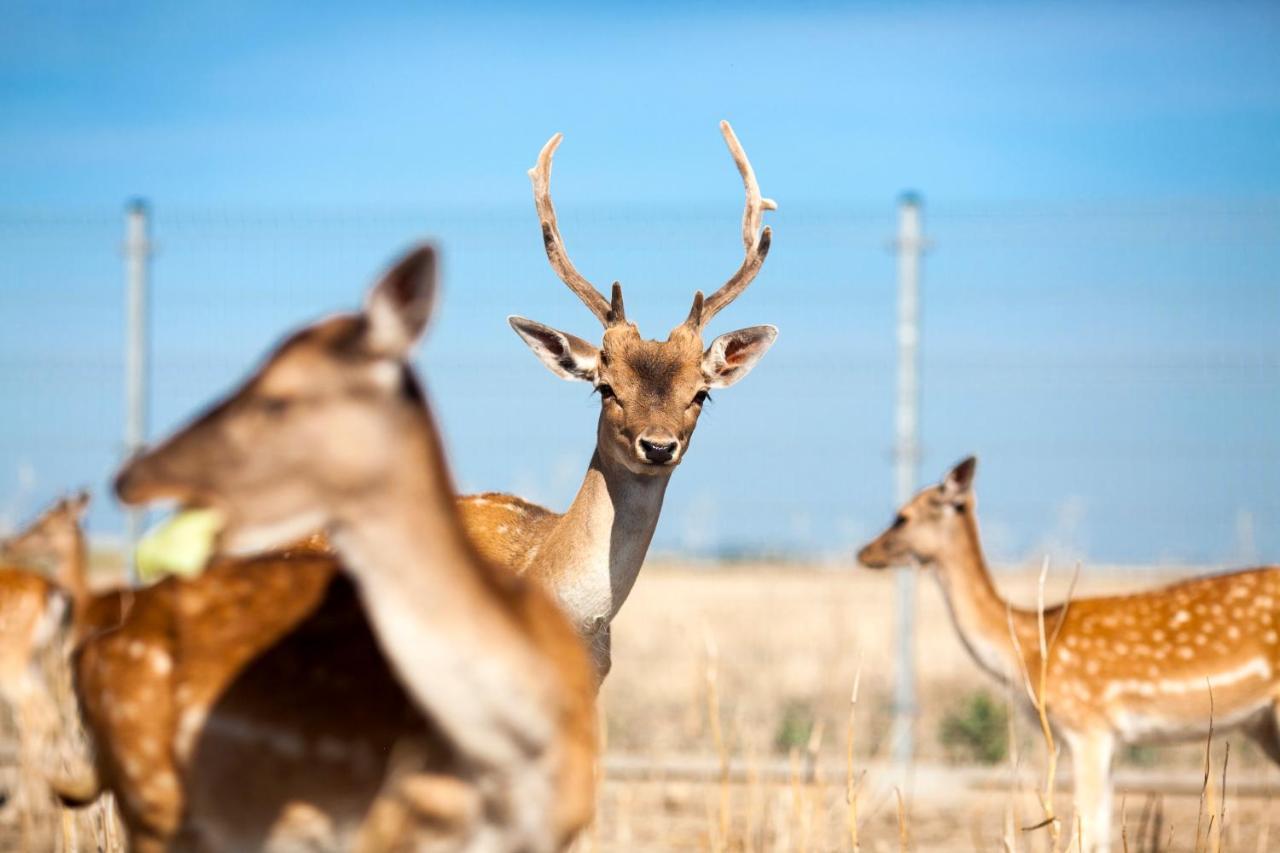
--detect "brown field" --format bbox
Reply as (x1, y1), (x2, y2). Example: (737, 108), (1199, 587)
(2, 558), (1277, 851)
(596, 561), (1279, 851)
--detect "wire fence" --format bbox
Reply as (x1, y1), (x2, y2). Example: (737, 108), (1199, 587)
(1, 199), (1277, 565)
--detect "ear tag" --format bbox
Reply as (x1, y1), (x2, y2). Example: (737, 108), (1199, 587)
(135, 507), (226, 582)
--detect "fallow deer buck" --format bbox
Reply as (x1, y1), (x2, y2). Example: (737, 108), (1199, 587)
(858, 456), (1280, 853)
(77, 245), (596, 852)
(459, 121), (778, 679)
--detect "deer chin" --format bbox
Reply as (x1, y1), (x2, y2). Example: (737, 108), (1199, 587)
(626, 458), (680, 477)
(211, 507), (330, 560)
(856, 544), (897, 570)
(620, 448), (684, 476)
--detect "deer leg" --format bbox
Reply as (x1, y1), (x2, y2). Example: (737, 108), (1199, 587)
(1067, 729), (1115, 853)
(356, 737), (481, 852)
(125, 828), (172, 853)
(358, 772), (482, 852)
(1250, 700), (1280, 766)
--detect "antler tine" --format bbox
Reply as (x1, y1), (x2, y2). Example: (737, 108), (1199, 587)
(698, 120), (777, 327)
(528, 133), (614, 327)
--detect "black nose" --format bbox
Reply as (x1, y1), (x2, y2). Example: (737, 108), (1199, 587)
(639, 439), (678, 464)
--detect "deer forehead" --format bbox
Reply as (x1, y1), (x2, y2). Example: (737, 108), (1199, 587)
(252, 352), (327, 397)
(905, 492), (948, 518)
(601, 329), (704, 393)
(256, 319), (377, 396)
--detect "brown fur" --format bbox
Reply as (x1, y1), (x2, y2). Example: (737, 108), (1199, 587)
(62, 493), (586, 842)
(457, 493), (559, 574)
(0, 569), (63, 701)
(70, 552), (445, 851)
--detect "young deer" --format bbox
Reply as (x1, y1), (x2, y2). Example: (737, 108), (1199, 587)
(84, 245), (596, 851)
(0, 493), (95, 828)
(0, 492), (88, 693)
(459, 121), (778, 679)
(858, 457), (1280, 853)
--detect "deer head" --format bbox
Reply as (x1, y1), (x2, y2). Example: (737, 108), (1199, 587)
(509, 121), (778, 476)
(0, 490), (89, 578)
(114, 246), (442, 558)
(858, 456), (978, 569)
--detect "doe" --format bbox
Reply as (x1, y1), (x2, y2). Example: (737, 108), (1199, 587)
(858, 457), (1280, 853)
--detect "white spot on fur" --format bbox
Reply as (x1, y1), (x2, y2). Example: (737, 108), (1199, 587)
(175, 706), (208, 759)
(149, 649), (172, 675)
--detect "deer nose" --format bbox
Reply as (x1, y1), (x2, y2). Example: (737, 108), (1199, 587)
(637, 436), (679, 464)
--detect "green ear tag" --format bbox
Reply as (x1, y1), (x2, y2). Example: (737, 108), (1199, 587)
(135, 508), (224, 582)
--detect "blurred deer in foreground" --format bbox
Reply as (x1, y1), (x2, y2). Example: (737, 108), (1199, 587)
(0, 493), (86, 701)
(858, 456), (1280, 853)
(460, 120), (778, 680)
(0, 493), (96, 831)
(78, 246), (595, 851)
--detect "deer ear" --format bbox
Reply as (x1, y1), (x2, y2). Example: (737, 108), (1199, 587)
(364, 244), (439, 358)
(508, 317), (599, 382)
(941, 456), (978, 500)
(67, 490), (90, 515)
(702, 325), (777, 389)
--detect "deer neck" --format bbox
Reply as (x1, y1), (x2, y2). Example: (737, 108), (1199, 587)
(928, 512), (1031, 685)
(329, 418), (556, 769)
(531, 449), (670, 633)
(59, 526), (89, 613)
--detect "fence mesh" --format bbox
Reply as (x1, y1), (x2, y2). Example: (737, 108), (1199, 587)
(1, 200), (1277, 564)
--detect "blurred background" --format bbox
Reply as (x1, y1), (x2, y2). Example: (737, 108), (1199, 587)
(2, 1), (1278, 567)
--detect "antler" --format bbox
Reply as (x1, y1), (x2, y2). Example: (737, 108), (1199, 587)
(690, 121), (777, 329)
(528, 133), (618, 327)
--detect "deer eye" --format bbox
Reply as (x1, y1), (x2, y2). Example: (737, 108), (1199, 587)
(595, 383), (617, 401)
(258, 396), (292, 416)
(891, 514), (908, 529)
(692, 389), (711, 407)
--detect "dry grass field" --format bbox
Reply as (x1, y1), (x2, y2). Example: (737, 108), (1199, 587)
(595, 560), (1280, 851)
(2, 557), (1277, 851)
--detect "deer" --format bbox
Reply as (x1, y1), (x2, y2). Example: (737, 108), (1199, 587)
(857, 456), (1280, 853)
(0, 492), (97, 833)
(0, 493), (88, 699)
(68, 245), (596, 851)
(457, 120), (778, 680)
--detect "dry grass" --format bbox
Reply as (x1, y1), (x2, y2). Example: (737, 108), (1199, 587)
(602, 560), (1253, 770)
(593, 560), (1280, 850)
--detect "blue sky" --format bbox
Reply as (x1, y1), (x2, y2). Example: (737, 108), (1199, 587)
(1, 1), (1278, 564)
(4, 2), (1279, 207)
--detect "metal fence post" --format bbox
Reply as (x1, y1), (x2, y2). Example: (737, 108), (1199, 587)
(891, 191), (927, 767)
(123, 198), (151, 583)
